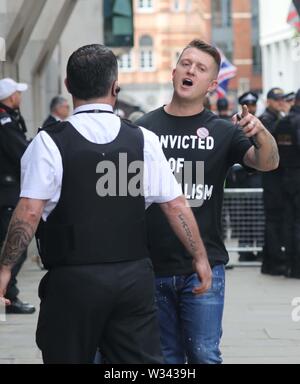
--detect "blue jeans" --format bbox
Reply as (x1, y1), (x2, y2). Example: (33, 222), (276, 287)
(155, 264), (225, 364)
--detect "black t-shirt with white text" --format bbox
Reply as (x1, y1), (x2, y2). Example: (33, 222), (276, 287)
(137, 107), (252, 276)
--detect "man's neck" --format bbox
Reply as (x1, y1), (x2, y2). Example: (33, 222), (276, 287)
(73, 97), (114, 110)
(165, 94), (204, 117)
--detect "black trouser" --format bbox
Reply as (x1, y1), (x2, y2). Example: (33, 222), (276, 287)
(262, 169), (287, 271)
(36, 258), (163, 364)
(0, 207), (27, 301)
(282, 168), (300, 275)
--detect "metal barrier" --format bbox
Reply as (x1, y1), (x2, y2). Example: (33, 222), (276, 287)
(222, 189), (264, 258)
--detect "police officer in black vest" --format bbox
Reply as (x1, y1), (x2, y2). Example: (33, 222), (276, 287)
(0, 78), (34, 314)
(260, 87), (287, 275)
(0, 45), (211, 364)
(274, 89), (300, 278)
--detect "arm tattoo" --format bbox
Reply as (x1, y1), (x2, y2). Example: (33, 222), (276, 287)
(0, 218), (35, 267)
(178, 213), (198, 254)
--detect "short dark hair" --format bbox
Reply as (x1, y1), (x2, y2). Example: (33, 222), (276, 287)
(66, 44), (118, 100)
(50, 96), (67, 112)
(179, 39), (221, 75)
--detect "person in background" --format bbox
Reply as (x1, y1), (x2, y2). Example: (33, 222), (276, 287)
(217, 97), (231, 121)
(229, 91), (263, 262)
(260, 87), (287, 276)
(274, 89), (300, 279)
(238, 91), (259, 116)
(42, 96), (70, 128)
(0, 77), (34, 314)
(283, 92), (296, 115)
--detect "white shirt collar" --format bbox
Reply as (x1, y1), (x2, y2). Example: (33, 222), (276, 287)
(73, 103), (114, 115)
(51, 114), (61, 122)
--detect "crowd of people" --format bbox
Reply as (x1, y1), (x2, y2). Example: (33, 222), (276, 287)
(0, 38), (297, 365)
(213, 87), (300, 278)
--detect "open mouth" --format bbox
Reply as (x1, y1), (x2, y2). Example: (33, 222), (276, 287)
(182, 79), (193, 87)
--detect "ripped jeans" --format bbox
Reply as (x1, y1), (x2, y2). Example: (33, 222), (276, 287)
(155, 265), (225, 364)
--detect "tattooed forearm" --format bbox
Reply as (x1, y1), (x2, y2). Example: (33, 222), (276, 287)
(266, 140), (280, 168)
(0, 218), (35, 268)
(160, 196), (208, 265)
(247, 130), (279, 171)
(178, 213), (198, 254)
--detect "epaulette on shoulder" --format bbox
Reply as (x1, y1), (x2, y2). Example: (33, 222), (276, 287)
(0, 110), (12, 126)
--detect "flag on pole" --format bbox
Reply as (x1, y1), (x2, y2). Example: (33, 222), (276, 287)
(216, 50), (237, 98)
(287, 0), (300, 32)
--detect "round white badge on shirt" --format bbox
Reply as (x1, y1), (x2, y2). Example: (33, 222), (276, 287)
(197, 127), (209, 139)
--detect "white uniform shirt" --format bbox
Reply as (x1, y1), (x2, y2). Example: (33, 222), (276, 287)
(20, 104), (182, 220)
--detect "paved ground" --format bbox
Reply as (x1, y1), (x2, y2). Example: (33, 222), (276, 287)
(1, 254), (300, 364)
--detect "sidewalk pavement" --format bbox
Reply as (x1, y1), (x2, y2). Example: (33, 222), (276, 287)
(1, 257), (300, 364)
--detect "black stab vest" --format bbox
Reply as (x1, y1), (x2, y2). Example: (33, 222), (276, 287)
(39, 120), (148, 269)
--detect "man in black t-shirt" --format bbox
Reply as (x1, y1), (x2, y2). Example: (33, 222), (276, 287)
(137, 39), (279, 364)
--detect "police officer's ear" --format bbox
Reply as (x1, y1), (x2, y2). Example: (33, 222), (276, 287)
(112, 81), (121, 97)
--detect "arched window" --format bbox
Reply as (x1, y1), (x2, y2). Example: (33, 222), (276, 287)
(118, 50), (134, 72)
(139, 35), (154, 70)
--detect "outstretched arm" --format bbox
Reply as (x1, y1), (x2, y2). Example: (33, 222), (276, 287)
(159, 195), (212, 295)
(232, 105), (280, 171)
(0, 198), (45, 303)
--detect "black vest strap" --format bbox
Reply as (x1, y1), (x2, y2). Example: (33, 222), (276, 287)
(74, 110), (114, 116)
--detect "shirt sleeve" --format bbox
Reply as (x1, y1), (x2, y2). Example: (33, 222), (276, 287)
(141, 127), (182, 209)
(228, 126), (253, 167)
(20, 131), (62, 200)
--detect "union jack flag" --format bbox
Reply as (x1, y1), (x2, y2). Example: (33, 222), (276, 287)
(216, 50), (237, 98)
(287, 0), (300, 32)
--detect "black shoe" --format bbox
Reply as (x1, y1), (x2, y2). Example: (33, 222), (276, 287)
(261, 263), (271, 275)
(239, 253), (257, 262)
(261, 265), (287, 276)
(287, 270), (300, 279)
(6, 298), (36, 314)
